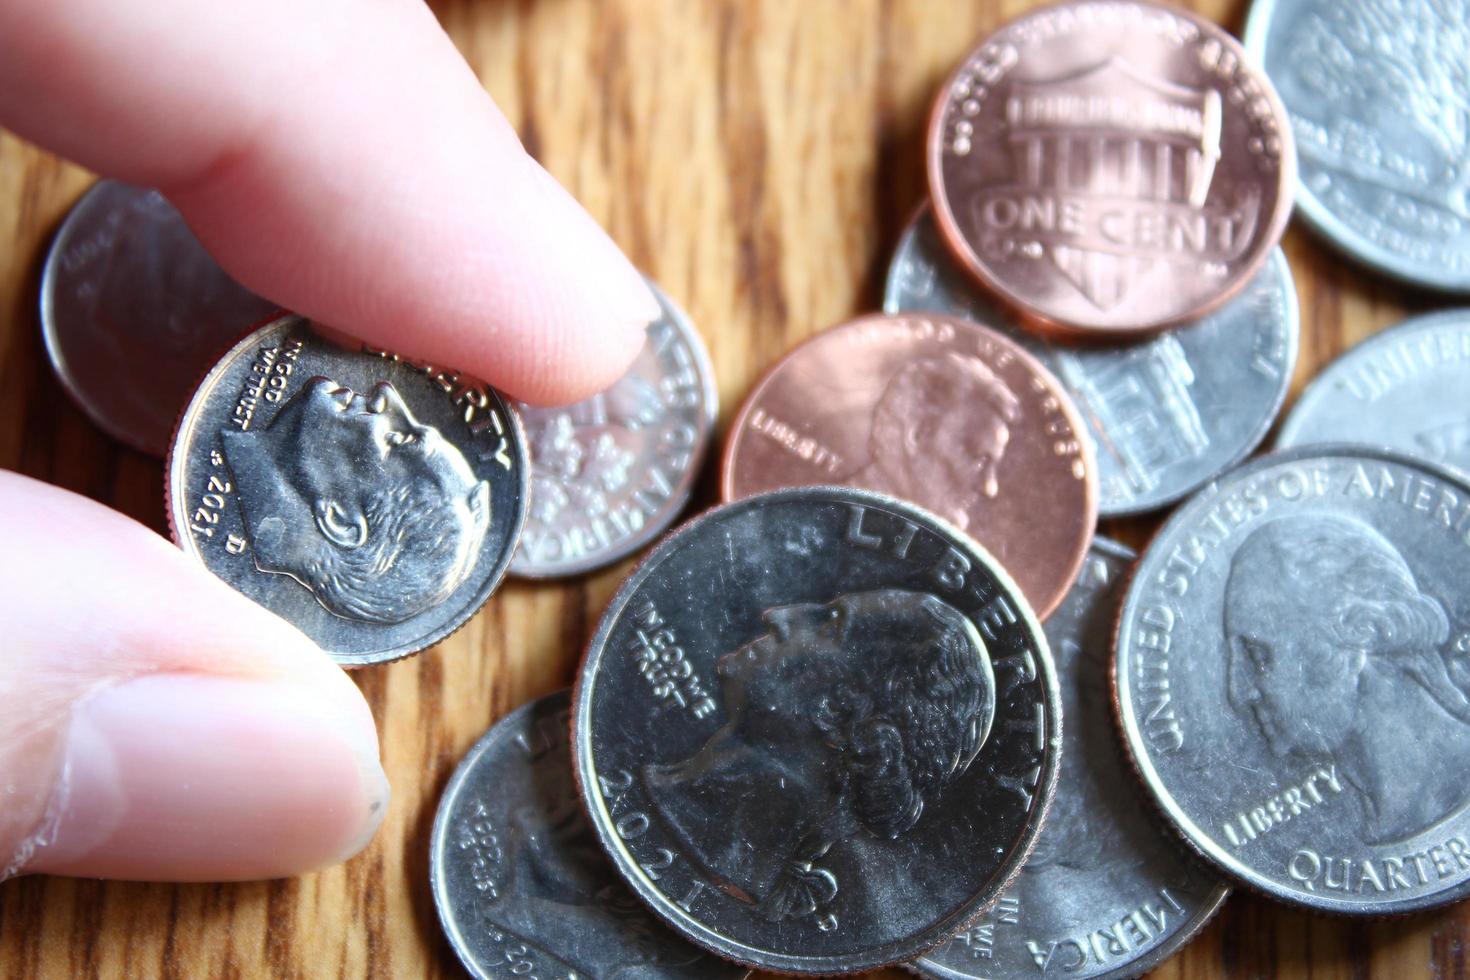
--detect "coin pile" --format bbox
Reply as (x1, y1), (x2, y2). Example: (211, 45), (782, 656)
(36, 0), (1470, 975)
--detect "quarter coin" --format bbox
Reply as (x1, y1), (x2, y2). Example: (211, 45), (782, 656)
(885, 204), (1299, 517)
(929, 0), (1296, 335)
(40, 180), (279, 455)
(430, 690), (748, 980)
(1114, 447), (1470, 914)
(573, 486), (1061, 973)
(911, 539), (1229, 980)
(167, 314), (528, 666)
(1243, 0), (1470, 291)
(1277, 309), (1470, 481)
(720, 312), (1097, 620)
(511, 282), (717, 577)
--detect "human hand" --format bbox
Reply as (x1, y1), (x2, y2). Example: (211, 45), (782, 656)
(0, 0), (656, 882)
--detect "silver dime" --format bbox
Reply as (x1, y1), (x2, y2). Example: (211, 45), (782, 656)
(430, 690), (749, 980)
(573, 486), (1060, 974)
(511, 282), (717, 578)
(1277, 309), (1470, 481)
(1114, 446), (1470, 914)
(167, 314), (527, 666)
(40, 179), (278, 455)
(884, 205), (1298, 517)
(1243, 0), (1470, 291)
(912, 539), (1229, 980)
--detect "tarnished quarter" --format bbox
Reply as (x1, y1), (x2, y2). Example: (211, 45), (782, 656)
(167, 314), (528, 666)
(1277, 310), (1470, 482)
(1244, 0), (1470, 291)
(573, 486), (1060, 974)
(512, 282), (717, 577)
(929, 0), (1295, 335)
(39, 179), (279, 455)
(911, 539), (1228, 980)
(885, 205), (1299, 517)
(430, 691), (749, 980)
(720, 313), (1097, 621)
(1115, 447), (1470, 914)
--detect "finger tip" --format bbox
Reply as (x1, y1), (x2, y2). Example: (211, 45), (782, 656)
(24, 673), (389, 882)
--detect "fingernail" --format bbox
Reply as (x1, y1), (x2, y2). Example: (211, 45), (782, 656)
(524, 157), (661, 332)
(25, 673), (389, 881)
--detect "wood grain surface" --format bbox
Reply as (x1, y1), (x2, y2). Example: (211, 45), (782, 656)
(0, 0), (1461, 977)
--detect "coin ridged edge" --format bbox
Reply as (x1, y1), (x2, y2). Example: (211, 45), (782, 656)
(571, 486), (1063, 975)
(1109, 444), (1470, 915)
(164, 314), (530, 668)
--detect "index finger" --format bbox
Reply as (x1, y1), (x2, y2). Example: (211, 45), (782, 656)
(0, 0), (657, 404)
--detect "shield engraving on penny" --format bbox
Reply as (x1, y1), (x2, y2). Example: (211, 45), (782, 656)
(975, 57), (1257, 311)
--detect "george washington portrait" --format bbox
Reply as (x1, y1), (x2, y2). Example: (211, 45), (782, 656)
(642, 589), (996, 928)
(1224, 513), (1467, 844)
(220, 376), (491, 625)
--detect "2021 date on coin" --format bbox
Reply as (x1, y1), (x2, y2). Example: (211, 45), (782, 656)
(573, 486), (1061, 974)
(167, 314), (528, 667)
(430, 691), (748, 980)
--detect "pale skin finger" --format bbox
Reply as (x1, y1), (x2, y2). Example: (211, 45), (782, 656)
(0, 0), (657, 405)
(0, 472), (390, 881)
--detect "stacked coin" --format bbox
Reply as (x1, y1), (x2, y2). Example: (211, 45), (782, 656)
(30, 0), (1470, 974)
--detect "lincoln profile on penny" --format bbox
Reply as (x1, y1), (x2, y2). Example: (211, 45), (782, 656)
(1225, 513), (1465, 844)
(850, 353), (1021, 532)
(642, 589), (995, 926)
(220, 376), (491, 625)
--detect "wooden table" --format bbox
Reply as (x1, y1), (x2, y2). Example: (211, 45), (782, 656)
(0, 1), (1460, 976)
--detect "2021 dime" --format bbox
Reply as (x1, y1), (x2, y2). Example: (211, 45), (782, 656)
(574, 486), (1060, 973)
(1243, 0), (1470, 291)
(40, 179), (278, 455)
(1277, 310), (1470, 481)
(512, 282), (717, 577)
(929, 0), (1296, 335)
(886, 205), (1298, 516)
(430, 691), (748, 980)
(721, 313), (1097, 620)
(1114, 447), (1470, 914)
(167, 314), (527, 666)
(912, 539), (1228, 980)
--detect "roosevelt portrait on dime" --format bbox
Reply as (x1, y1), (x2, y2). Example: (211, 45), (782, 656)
(847, 353), (1021, 532)
(221, 376), (491, 625)
(1224, 513), (1465, 844)
(642, 589), (995, 928)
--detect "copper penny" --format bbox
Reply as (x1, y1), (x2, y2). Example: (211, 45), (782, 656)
(720, 312), (1097, 620)
(928, 0), (1296, 337)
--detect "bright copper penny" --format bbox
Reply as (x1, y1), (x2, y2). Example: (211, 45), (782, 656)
(928, 0), (1295, 337)
(720, 312), (1097, 620)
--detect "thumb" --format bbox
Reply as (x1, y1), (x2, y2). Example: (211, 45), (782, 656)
(0, 471), (389, 882)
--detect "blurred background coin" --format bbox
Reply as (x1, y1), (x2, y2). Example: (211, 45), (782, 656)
(1278, 309), (1470, 481)
(430, 690), (749, 980)
(887, 205), (1299, 517)
(1244, 0), (1470, 291)
(168, 314), (527, 666)
(929, 0), (1296, 335)
(574, 486), (1060, 973)
(721, 312), (1097, 620)
(40, 179), (279, 455)
(511, 281), (716, 578)
(913, 539), (1229, 980)
(1115, 447), (1470, 914)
